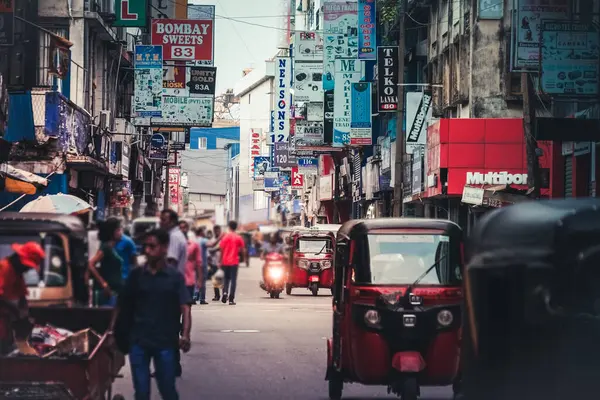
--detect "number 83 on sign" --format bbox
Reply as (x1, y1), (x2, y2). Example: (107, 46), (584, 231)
(171, 46), (195, 59)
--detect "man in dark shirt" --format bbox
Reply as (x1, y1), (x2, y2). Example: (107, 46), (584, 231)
(117, 229), (192, 400)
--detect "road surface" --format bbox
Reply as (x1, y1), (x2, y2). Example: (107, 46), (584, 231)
(112, 258), (453, 399)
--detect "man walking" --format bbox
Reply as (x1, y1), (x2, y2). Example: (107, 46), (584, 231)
(116, 229), (192, 400)
(218, 221), (247, 305)
(207, 225), (224, 301)
(195, 228), (209, 305)
(159, 209), (187, 276)
(115, 227), (137, 280)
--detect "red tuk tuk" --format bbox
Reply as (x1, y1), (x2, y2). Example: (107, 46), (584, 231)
(286, 226), (339, 296)
(326, 219), (463, 400)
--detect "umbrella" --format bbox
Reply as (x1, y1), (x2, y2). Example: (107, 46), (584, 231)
(0, 164), (48, 195)
(20, 193), (93, 215)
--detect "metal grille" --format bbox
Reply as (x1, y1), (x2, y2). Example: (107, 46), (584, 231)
(564, 156), (573, 198)
(309, 262), (321, 271)
(0, 383), (73, 400)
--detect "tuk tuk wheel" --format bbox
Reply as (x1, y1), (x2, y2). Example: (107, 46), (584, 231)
(286, 284), (292, 295)
(270, 292), (276, 299)
(274, 291), (280, 299)
(310, 283), (319, 296)
(328, 376), (343, 399)
(401, 377), (418, 400)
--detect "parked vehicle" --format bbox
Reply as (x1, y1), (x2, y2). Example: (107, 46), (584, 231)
(461, 198), (600, 400)
(262, 253), (287, 299)
(326, 218), (463, 400)
(287, 226), (337, 296)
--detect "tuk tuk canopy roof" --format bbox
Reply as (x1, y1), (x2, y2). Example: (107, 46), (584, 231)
(337, 218), (462, 242)
(0, 212), (87, 239)
(467, 198), (600, 266)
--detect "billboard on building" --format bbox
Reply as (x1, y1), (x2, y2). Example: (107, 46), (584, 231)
(162, 61), (188, 96)
(405, 91), (432, 154)
(168, 167), (180, 208)
(151, 19), (214, 62)
(357, 0), (376, 60)
(350, 82), (372, 146)
(294, 31), (323, 61)
(114, 0), (147, 27)
(274, 57), (291, 143)
(323, 1), (358, 36)
(249, 128), (263, 178)
(333, 58), (364, 147)
(293, 62), (323, 102)
(187, 66), (217, 95)
(295, 121), (325, 146)
(253, 156), (271, 180)
(377, 46), (399, 112)
(134, 45), (163, 118)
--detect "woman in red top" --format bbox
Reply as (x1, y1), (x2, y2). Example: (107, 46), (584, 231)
(218, 221), (246, 305)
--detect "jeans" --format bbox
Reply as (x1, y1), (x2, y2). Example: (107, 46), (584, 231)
(98, 291), (117, 307)
(222, 265), (239, 300)
(198, 262), (209, 302)
(129, 344), (179, 400)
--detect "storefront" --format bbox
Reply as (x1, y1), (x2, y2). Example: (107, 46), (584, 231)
(406, 118), (558, 230)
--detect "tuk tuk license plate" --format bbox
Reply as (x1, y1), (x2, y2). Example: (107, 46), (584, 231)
(309, 276), (319, 282)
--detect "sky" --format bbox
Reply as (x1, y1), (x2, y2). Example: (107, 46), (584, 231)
(189, 0), (282, 95)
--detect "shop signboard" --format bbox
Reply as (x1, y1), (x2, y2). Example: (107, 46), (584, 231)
(274, 142), (297, 168)
(134, 45), (163, 117)
(264, 172), (280, 192)
(324, 1), (358, 36)
(162, 61), (188, 96)
(187, 5), (215, 65)
(513, 0), (568, 69)
(294, 31), (323, 61)
(168, 167), (180, 207)
(333, 58), (364, 147)
(462, 186), (485, 205)
(405, 90), (432, 154)
(135, 97), (213, 127)
(478, 0), (503, 19)
(412, 149), (423, 195)
(324, 90), (334, 143)
(253, 156), (271, 180)
(0, 0), (14, 46)
(291, 167), (304, 188)
(114, 0), (147, 27)
(319, 174), (333, 201)
(187, 66), (217, 95)
(298, 157), (318, 175)
(541, 21), (599, 96)
(293, 62), (323, 102)
(295, 121), (325, 146)
(350, 82), (372, 145)
(109, 180), (132, 207)
(252, 179), (265, 191)
(169, 131), (186, 150)
(377, 46), (399, 112)
(323, 34), (357, 91)
(151, 19), (214, 62)
(274, 57), (291, 143)
(307, 102), (324, 121)
(357, 0), (376, 60)
(148, 132), (168, 160)
(381, 136), (391, 172)
(249, 128), (262, 178)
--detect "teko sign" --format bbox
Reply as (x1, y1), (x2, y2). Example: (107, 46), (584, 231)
(274, 57), (291, 143)
(466, 172), (528, 185)
(151, 19), (214, 61)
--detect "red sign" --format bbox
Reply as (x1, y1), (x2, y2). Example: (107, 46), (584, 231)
(291, 167), (304, 188)
(151, 19), (214, 61)
(168, 168), (180, 207)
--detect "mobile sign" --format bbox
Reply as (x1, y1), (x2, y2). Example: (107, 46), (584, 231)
(151, 19), (214, 62)
(148, 133), (168, 160)
(291, 167), (304, 188)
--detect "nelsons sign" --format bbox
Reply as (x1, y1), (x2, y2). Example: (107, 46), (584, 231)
(466, 172), (527, 185)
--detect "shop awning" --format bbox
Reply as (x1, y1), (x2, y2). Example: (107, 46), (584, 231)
(461, 185), (531, 208)
(0, 164), (48, 195)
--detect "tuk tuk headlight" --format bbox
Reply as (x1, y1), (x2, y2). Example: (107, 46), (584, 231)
(51, 255), (63, 269)
(322, 260), (332, 268)
(298, 259), (309, 269)
(437, 310), (453, 327)
(364, 310), (381, 327)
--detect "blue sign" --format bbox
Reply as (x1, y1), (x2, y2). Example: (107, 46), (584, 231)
(269, 110), (275, 133)
(479, 0), (503, 20)
(298, 157), (318, 167)
(134, 45), (163, 68)
(358, 0), (377, 60)
(253, 156), (271, 179)
(148, 133), (167, 160)
(350, 82), (372, 146)
(264, 172), (280, 192)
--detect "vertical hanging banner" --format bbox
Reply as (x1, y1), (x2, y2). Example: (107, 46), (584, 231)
(333, 58), (364, 147)
(377, 46), (399, 112)
(294, 31), (323, 61)
(168, 168), (180, 209)
(249, 128), (262, 178)
(323, 90), (334, 144)
(358, 0), (376, 60)
(274, 57), (291, 143)
(0, 0), (15, 46)
(151, 19), (214, 62)
(350, 82), (372, 145)
(114, 0), (148, 27)
(405, 90), (432, 154)
(134, 45), (163, 117)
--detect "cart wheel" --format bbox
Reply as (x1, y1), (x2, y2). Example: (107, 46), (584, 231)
(328, 376), (343, 400)
(401, 377), (418, 400)
(310, 283), (319, 296)
(286, 284), (292, 295)
(112, 395), (125, 400)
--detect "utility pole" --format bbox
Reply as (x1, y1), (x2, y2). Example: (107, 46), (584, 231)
(521, 72), (541, 198)
(164, 162), (170, 210)
(393, 0), (406, 217)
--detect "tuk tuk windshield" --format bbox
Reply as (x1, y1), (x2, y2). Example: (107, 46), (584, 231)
(0, 234), (68, 287)
(296, 237), (333, 254)
(363, 234), (459, 285)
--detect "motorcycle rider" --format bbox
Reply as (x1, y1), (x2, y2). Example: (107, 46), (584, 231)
(260, 233), (286, 289)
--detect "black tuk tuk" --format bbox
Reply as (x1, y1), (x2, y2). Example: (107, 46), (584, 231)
(327, 218), (463, 399)
(461, 198), (600, 400)
(0, 212), (89, 306)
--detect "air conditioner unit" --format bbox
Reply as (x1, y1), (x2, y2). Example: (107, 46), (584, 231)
(99, 110), (113, 131)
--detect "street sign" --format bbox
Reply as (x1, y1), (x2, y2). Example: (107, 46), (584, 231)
(148, 133), (168, 160)
(113, 0), (148, 27)
(291, 167), (304, 188)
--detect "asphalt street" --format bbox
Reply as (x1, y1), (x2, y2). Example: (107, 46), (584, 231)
(112, 258), (453, 399)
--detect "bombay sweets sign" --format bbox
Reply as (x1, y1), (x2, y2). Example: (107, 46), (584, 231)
(466, 171), (528, 185)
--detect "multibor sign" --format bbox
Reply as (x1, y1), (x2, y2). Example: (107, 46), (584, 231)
(274, 57), (291, 143)
(151, 19), (214, 61)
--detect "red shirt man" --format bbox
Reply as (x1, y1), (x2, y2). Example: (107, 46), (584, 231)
(218, 221), (246, 305)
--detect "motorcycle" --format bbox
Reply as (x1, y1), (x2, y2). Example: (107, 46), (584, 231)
(262, 253), (287, 299)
